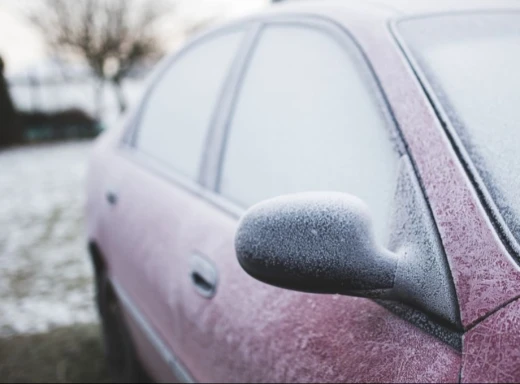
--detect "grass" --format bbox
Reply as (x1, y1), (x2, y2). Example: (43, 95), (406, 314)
(0, 142), (109, 382)
(0, 324), (113, 383)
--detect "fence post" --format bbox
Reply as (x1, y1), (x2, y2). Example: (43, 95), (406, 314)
(29, 73), (40, 111)
(95, 80), (104, 121)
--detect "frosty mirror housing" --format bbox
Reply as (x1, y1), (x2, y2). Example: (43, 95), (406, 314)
(235, 192), (399, 298)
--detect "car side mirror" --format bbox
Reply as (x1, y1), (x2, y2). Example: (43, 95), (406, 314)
(235, 192), (399, 298)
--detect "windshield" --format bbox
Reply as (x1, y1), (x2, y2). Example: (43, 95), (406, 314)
(398, 13), (520, 247)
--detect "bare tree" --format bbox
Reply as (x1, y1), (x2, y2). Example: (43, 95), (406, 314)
(30, 0), (171, 114)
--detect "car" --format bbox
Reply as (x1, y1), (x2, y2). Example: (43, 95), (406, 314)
(86, 0), (520, 382)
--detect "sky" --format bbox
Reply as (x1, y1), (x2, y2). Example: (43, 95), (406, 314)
(0, 0), (44, 75)
(0, 0), (268, 76)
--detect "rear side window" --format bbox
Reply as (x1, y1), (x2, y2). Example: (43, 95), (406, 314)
(136, 31), (245, 180)
(219, 25), (400, 243)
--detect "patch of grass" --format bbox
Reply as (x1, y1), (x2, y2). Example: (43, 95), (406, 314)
(62, 275), (93, 292)
(39, 206), (63, 244)
(8, 268), (38, 298)
(0, 324), (113, 383)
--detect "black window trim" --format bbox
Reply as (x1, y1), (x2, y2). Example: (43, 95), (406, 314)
(389, 10), (520, 263)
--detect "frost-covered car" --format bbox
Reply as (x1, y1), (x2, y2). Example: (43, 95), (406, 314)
(86, 1), (520, 382)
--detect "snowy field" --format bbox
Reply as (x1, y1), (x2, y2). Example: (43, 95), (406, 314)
(0, 141), (97, 336)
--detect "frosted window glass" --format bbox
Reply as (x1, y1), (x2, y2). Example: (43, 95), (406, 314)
(220, 26), (400, 243)
(137, 31), (244, 179)
(399, 14), (520, 244)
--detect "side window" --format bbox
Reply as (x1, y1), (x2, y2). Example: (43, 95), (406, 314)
(136, 30), (245, 180)
(219, 25), (400, 243)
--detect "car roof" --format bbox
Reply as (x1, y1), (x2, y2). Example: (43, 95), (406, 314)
(270, 0), (520, 19)
(368, 0), (520, 15)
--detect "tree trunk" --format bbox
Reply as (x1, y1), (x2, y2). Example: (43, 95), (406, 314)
(0, 67), (20, 148)
(112, 80), (127, 114)
(95, 80), (105, 121)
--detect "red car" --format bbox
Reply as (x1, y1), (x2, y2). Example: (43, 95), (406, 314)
(86, 1), (520, 382)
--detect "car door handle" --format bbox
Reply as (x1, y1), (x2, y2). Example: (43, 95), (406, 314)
(190, 253), (218, 299)
(106, 190), (118, 206)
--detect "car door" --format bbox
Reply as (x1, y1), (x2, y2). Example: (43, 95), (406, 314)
(98, 26), (250, 381)
(175, 19), (463, 382)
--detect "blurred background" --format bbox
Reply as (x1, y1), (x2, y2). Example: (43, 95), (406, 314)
(0, 0), (266, 382)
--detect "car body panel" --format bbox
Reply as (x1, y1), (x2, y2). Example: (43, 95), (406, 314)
(86, 1), (520, 382)
(369, 0), (520, 15)
(119, 288), (183, 383)
(381, 18), (520, 328)
(232, 0), (520, 330)
(172, 191), (461, 383)
(462, 298), (520, 383)
(317, 5), (520, 328)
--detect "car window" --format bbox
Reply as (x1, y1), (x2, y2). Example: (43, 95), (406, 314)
(219, 25), (400, 244)
(397, 14), (520, 248)
(136, 30), (245, 180)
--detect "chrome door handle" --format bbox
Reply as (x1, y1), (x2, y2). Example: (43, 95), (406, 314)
(106, 190), (118, 205)
(190, 253), (218, 299)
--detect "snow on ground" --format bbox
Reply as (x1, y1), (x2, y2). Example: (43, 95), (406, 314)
(0, 140), (97, 336)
